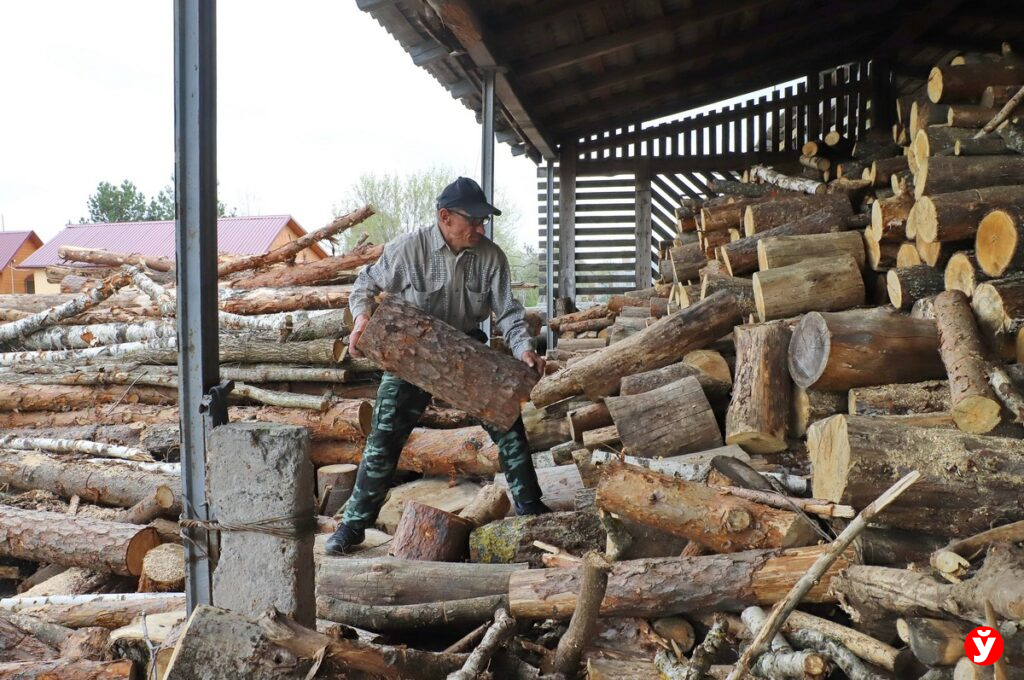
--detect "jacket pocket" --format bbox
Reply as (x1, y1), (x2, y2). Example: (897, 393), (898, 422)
(466, 286), (491, 322)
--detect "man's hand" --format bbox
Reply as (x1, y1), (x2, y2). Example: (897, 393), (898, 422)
(521, 350), (546, 377)
(348, 314), (371, 358)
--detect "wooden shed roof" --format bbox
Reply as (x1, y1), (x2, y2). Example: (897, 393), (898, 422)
(360, 0), (1021, 160)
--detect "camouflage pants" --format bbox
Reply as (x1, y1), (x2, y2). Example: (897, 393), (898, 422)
(340, 372), (543, 532)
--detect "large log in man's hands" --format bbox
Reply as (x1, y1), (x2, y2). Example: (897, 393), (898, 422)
(325, 177), (552, 557)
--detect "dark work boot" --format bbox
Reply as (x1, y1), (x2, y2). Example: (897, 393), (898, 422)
(324, 522), (365, 556)
(514, 500), (553, 517)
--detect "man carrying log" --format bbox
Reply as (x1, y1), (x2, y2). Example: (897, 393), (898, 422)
(325, 177), (550, 555)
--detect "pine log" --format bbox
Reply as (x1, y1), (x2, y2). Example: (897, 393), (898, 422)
(20, 568), (112, 599)
(915, 156), (1024, 200)
(316, 557), (522, 606)
(389, 501), (474, 562)
(927, 63), (1024, 103)
(557, 316), (614, 334)
(870, 194), (914, 242)
(743, 194), (850, 236)
(58, 245), (174, 272)
(522, 397), (588, 451)
(0, 660), (134, 679)
(944, 251), (990, 296)
(808, 414), (1024, 535)
(137, 543), (184, 592)
(864, 235), (902, 270)
(0, 507), (158, 577)
(947, 104), (1001, 128)
(357, 296), (535, 431)
(509, 544), (848, 620)
(311, 426), (503, 475)
(118, 485), (176, 524)
(605, 376), (722, 458)
(722, 203), (856, 276)
(869, 157), (910, 187)
(617, 360), (731, 404)
(887, 265), (944, 310)
(982, 84), (1021, 108)
(913, 127), (977, 158)
(977, 207), (1024, 277)
(757, 231), (865, 270)
(700, 197), (766, 232)
(725, 321), (791, 453)
(217, 285), (351, 314)
(597, 463), (813, 553)
(0, 616), (59, 663)
(531, 291), (741, 407)
(229, 242), (383, 289)
(566, 402), (612, 443)
(317, 594), (506, 633)
(912, 186), (1024, 244)
(955, 136), (1011, 156)
(854, 132), (900, 163)
(457, 484), (511, 528)
(790, 387), (846, 438)
(0, 594), (184, 629)
(468, 511), (604, 568)
(548, 306), (609, 332)
(0, 452), (181, 512)
(700, 274), (757, 316)
(972, 277), (1024, 358)
(934, 290), (1003, 433)
(849, 380), (951, 415)
(0, 384), (176, 411)
(668, 243), (707, 284)
(753, 254), (864, 321)
(788, 309), (943, 390)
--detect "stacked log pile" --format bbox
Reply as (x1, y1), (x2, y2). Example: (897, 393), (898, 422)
(6, 56), (1024, 680)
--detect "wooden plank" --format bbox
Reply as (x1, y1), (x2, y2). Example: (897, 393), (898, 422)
(558, 142), (577, 300)
(635, 164), (653, 290)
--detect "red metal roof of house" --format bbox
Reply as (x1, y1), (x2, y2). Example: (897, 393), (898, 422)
(20, 216), (311, 268)
(0, 231), (42, 270)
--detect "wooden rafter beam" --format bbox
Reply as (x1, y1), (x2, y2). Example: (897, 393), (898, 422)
(510, 0), (778, 80)
(489, 0), (597, 44)
(529, 0), (898, 116)
(875, 0), (971, 56)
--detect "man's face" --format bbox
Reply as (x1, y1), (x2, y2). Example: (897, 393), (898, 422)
(439, 208), (487, 251)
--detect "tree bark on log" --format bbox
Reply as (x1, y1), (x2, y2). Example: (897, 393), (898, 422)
(886, 265), (945, 310)
(808, 414), (1024, 535)
(357, 296), (536, 431)
(468, 511), (604, 568)
(228, 242), (384, 289)
(217, 205), (373, 277)
(0, 617), (59, 663)
(0, 271), (132, 346)
(913, 126), (977, 158)
(531, 291), (741, 407)
(316, 594), (507, 633)
(700, 197), (769, 232)
(550, 306), (609, 331)
(726, 321), (792, 453)
(217, 285), (351, 314)
(977, 207), (1024, 278)
(596, 463), (814, 553)
(0, 660), (134, 679)
(668, 243), (707, 284)
(722, 204), (856, 276)
(567, 401), (613, 443)
(788, 309), (944, 390)
(605, 376), (722, 458)
(911, 186), (1024, 244)
(552, 552), (612, 677)
(0, 452), (181, 513)
(0, 384), (176, 411)
(1, 594), (184, 629)
(868, 157), (910, 187)
(617, 360), (731, 419)
(864, 234), (902, 271)
(743, 194), (850, 236)
(313, 426), (502, 477)
(934, 290), (1003, 433)
(927, 63), (1024, 104)
(458, 484), (511, 528)
(58, 245), (174, 272)
(915, 156), (1024, 200)
(757, 231), (865, 270)
(16, 319), (178, 351)
(870, 194), (914, 242)
(753, 254), (864, 321)
(509, 544), (849, 620)
(972, 277), (1024, 358)
(316, 557), (523, 606)
(389, 501), (474, 562)
(750, 166), (825, 195)
(701, 274), (757, 316)
(790, 386), (846, 438)
(0, 507), (159, 577)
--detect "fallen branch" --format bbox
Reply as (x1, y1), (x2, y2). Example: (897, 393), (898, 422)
(930, 518), (1024, 582)
(987, 364), (1024, 423)
(551, 552), (612, 677)
(447, 608), (517, 680)
(785, 627), (886, 680)
(974, 84), (1024, 138)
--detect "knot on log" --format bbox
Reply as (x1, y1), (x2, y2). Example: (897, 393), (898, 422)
(723, 507), (753, 532)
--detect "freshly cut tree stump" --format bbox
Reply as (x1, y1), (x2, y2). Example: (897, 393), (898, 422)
(972, 277), (1024, 358)
(605, 376), (722, 458)
(566, 402), (613, 443)
(753, 254), (864, 321)
(531, 291), (741, 407)
(849, 380), (951, 416)
(915, 156), (1024, 200)
(934, 290), (1003, 433)
(808, 414), (1024, 535)
(756, 231), (865, 270)
(743, 194), (849, 236)
(0, 507), (159, 577)
(725, 322), (792, 454)
(468, 511), (604, 568)
(137, 543), (184, 592)
(721, 203), (855, 276)
(389, 501), (474, 562)
(789, 387), (846, 438)
(886, 265), (944, 310)
(316, 464), (357, 516)
(596, 464), (814, 553)
(911, 185), (1024, 244)
(927, 63), (1024, 103)
(509, 544), (849, 620)
(0, 659), (135, 679)
(944, 251), (990, 296)
(357, 296), (537, 430)
(977, 206), (1024, 277)
(788, 309), (944, 389)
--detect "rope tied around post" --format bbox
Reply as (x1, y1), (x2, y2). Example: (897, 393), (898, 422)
(180, 510), (317, 540)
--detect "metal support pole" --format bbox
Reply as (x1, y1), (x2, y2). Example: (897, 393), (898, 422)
(174, 0), (219, 612)
(545, 160), (555, 350)
(481, 68), (495, 340)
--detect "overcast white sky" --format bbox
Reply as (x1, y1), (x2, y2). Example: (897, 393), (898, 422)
(0, 1), (540, 246)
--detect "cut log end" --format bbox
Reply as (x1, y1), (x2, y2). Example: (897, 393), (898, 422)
(806, 415), (849, 502)
(724, 430), (787, 455)
(126, 526), (162, 577)
(944, 252), (979, 297)
(977, 208), (1021, 277)
(951, 394), (1003, 434)
(787, 312), (830, 389)
(926, 66), (943, 103)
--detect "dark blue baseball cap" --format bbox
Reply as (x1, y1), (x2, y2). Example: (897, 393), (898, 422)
(437, 177), (502, 218)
